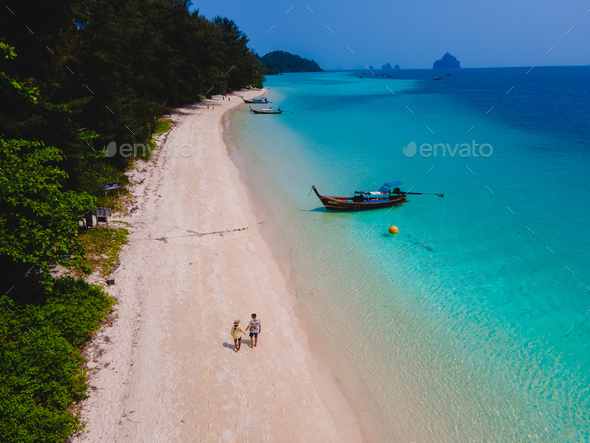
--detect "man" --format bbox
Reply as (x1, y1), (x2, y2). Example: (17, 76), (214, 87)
(245, 313), (261, 348)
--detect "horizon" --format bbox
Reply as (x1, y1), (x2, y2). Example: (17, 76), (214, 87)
(193, 0), (590, 70)
(321, 64), (590, 71)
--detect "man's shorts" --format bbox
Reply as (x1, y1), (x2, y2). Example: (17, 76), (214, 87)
(249, 332), (258, 338)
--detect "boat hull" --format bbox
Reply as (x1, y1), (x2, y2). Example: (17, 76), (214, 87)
(242, 97), (268, 104)
(318, 194), (407, 211)
(250, 109), (281, 114)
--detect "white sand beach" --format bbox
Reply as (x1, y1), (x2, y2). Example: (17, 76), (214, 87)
(71, 90), (364, 442)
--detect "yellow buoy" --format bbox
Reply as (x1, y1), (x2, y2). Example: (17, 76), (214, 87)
(388, 225), (399, 234)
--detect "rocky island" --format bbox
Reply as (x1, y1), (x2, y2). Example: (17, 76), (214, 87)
(381, 62), (401, 71)
(433, 52), (461, 69)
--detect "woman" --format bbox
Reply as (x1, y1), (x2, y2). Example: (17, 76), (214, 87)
(231, 320), (246, 352)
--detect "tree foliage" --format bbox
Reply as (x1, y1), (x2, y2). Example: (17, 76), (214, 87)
(0, 138), (95, 282)
(1, 0), (263, 192)
(0, 278), (114, 443)
(259, 50), (323, 74)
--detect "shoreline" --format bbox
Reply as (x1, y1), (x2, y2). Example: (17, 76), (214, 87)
(71, 90), (364, 442)
(221, 95), (387, 443)
(221, 100), (367, 443)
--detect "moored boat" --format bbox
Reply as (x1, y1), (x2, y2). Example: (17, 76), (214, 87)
(241, 96), (269, 104)
(250, 106), (282, 114)
(310, 182), (443, 211)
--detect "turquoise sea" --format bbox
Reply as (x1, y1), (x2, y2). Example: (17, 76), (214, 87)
(224, 68), (590, 442)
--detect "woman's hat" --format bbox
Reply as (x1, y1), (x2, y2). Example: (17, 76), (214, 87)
(234, 319), (240, 325)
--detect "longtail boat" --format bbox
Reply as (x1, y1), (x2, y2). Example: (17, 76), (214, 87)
(310, 182), (443, 211)
(250, 106), (282, 114)
(241, 96), (269, 104)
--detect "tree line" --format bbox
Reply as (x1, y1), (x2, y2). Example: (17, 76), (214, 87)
(1, 0), (263, 293)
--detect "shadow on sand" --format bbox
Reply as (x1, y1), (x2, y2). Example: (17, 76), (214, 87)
(223, 340), (252, 352)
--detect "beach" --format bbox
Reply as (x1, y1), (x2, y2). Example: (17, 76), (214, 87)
(71, 90), (364, 442)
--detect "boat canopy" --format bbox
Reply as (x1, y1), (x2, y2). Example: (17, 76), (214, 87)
(354, 191), (388, 198)
(378, 182), (403, 192)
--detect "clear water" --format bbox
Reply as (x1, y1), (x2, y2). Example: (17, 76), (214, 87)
(225, 68), (590, 442)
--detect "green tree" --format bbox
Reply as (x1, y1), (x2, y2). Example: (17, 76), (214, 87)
(213, 16), (261, 91)
(0, 43), (39, 103)
(0, 138), (94, 285)
(260, 50), (323, 73)
(0, 277), (114, 443)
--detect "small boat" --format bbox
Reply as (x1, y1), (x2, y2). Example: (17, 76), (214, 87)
(446, 74), (451, 76)
(310, 182), (443, 211)
(434, 77), (442, 80)
(250, 106), (282, 114)
(241, 96), (269, 104)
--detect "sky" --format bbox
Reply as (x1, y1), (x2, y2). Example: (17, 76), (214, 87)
(193, 0), (590, 69)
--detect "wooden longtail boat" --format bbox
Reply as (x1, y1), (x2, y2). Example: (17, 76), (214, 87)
(241, 96), (269, 104)
(310, 182), (443, 211)
(249, 106), (282, 114)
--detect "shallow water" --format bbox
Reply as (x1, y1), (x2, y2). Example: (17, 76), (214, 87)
(225, 68), (590, 442)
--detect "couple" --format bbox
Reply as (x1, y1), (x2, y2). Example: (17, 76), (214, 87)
(231, 313), (261, 352)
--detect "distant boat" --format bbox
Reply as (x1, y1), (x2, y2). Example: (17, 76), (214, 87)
(241, 96), (269, 104)
(446, 74), (451, 76)
(249, 106), (282, 114)
(310, 182), (443, 211)
(434, 77), (442, 80)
